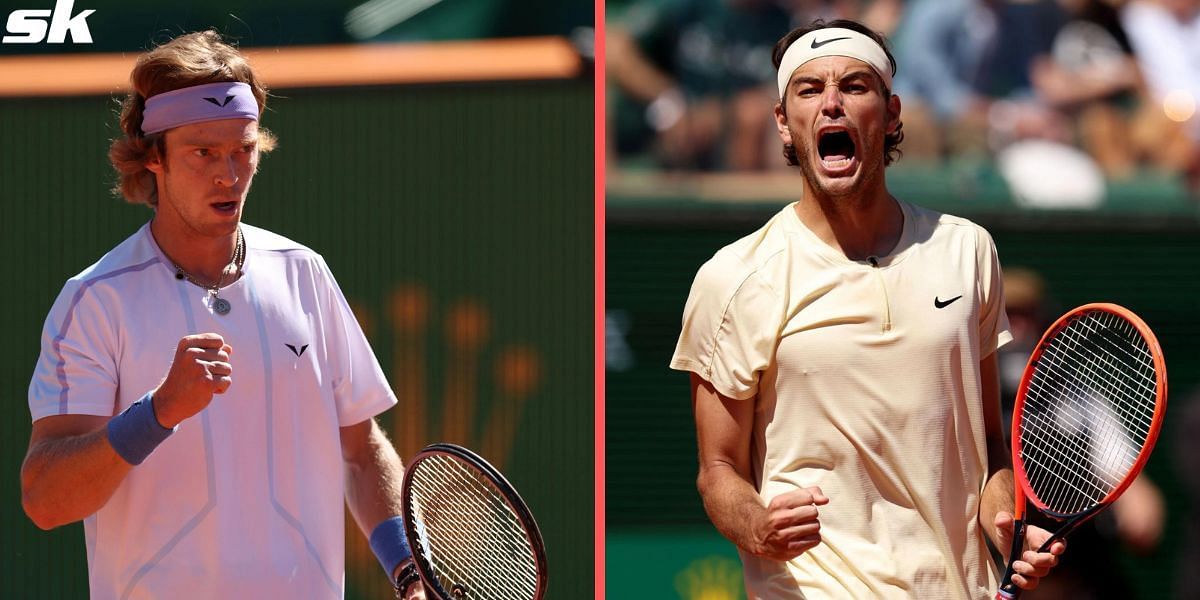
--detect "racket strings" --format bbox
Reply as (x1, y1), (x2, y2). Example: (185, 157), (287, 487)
(410, 470), (538, 598)
(1025, 315), (1149, 459)
(408, 454), (540, 600)
(1066, 316), (1157, 429)
(1021, 314), (1147, 505)
(1021, 312), (1153, 509)
(411, 470), (538, 597)
(1022, 345), (1145, 489)
(1018, 310), (1159, 515)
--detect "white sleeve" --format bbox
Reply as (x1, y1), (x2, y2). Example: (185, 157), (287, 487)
(670, 251), (780, 401)
(976, 226), (1012, 359)
(28, 278), (120, 421)
(316, 257), (398, 426)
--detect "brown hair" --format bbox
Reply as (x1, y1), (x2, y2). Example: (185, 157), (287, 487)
(109, 30), (277, 206)
(772, 19), (904, 167)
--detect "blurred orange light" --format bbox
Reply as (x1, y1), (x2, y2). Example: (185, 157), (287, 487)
(1163, 90), (1196, 123)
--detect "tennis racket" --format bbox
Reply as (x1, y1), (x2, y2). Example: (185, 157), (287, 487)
(401, 443), (548, 600)
(996, 303), (1167, 599)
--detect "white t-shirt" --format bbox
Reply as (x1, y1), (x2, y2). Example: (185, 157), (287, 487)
(29, 222), (397, 600)
(671, 201), (1012, 599)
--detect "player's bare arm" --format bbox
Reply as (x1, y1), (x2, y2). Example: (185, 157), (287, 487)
(21, 332), (232, 530)
(21, 414), (130, 530)
(693, 374), (829, 562)
(977, 353), (1065, 591)
(341, 418), (405, 542)
(340, 418), (425, 600)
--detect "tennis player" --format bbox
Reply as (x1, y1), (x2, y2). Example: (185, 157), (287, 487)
(21, 31), (424, 600)
(671, 20), (1066, 599)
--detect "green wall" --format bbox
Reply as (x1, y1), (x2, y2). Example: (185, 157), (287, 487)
(0, 80), (593, 597)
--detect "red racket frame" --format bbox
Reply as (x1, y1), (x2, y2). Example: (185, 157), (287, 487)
(997, 303), (1167, 599)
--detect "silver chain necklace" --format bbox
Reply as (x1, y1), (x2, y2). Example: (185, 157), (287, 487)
(171, 228), (245, 316)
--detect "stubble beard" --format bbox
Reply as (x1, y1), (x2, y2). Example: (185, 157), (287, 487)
(796, 138), (859, 210)
(158, 174), (245, 239)
(795, 135), (884, 214)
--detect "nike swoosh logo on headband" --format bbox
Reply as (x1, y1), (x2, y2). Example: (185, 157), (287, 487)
(810, 36), (851, 49)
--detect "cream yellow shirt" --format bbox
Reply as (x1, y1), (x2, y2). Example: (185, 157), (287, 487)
(671, 200), (1012, 599)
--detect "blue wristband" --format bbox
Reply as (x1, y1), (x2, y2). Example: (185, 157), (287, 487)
(369, 516), (413, 578)
(106, 392), (176, 465)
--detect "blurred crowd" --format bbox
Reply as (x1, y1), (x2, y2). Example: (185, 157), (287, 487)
(606, 0), (1200, 196)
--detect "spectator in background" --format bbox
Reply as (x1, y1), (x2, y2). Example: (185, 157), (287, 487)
(786, 0), (903, 31)
(892, 0), (1200, 201)
(856, 0), (906, 36)
(1031, 0), (1200, 187)
(999, 268), (1166, 599)
(1121, 0), (1200, 193)
(1030, 0), (1146, 179)
(608, 0), (793, 171)
(891, 0), (1073, 159)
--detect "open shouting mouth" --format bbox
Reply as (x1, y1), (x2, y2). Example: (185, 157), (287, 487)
(816, 126), (858, 175)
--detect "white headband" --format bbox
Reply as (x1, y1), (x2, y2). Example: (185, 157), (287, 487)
(776, 28), (894, 99)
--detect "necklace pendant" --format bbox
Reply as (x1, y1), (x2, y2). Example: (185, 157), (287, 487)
(213, 297), (232, 315)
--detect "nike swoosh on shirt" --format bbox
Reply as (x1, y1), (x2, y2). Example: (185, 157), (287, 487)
(934, 295), (963, 309)
(810, 37), (851, 49)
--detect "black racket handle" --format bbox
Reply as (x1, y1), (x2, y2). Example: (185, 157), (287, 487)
(995, 519), (1026, 600)
(1036, 529), (1068, 553)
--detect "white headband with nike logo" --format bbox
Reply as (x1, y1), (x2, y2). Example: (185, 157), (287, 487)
(776, 28), (894, 99)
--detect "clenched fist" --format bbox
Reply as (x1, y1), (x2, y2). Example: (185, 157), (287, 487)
(752, 486), (829, 561)
(152, 334), (233, 428)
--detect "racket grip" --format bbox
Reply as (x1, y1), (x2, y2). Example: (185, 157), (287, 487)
(995, 519), (1026, 600)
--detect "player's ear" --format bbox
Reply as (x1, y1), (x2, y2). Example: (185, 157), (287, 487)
(774, 102), (792, 145)
(144, 136), (166, 175)
(886, 93), (902, 135)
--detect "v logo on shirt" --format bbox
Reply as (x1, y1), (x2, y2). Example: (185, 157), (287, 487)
(285, 343), (309, 357)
